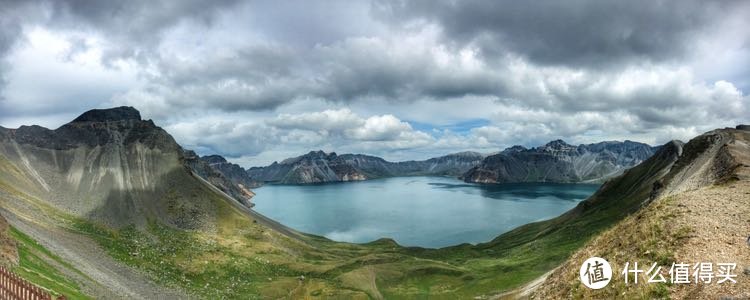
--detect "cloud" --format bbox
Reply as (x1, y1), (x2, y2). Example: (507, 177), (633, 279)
(0, 1), (748, 167)
(269, 109), (364, 131)
(373, 0), (746, 68)
(47, 0), (242, 63)
(166, 109), (435, 164)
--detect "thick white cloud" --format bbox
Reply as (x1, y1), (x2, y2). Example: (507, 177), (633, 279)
(346, 115), (424, 141)
(269, 109), (364, 132)
(165, 109), (437, 166)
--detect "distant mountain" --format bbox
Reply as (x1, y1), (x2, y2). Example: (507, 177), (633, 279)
(246, 150), (485, 184)
(462, 140), (658, 184)
(200, 155), (262, 189)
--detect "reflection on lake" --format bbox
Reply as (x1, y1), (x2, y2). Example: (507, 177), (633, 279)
(253, 176), (599, 248)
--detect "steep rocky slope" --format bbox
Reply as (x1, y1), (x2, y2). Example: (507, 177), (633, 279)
(200, 154), (261, 189)
(183, 151), (257, 207)
(247, 150), (485, 184)
(0, 106), (232, 229)
(530, 125), (750, 299)
(462, 139), (657, 184)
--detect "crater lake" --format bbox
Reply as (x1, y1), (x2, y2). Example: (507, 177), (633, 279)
(252, 176), (599, 248)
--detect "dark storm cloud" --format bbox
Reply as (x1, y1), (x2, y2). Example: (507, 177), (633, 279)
(47, 0), (242, 63)
(373, 0), (734, 68)
(309, 39), (506, 102)
(0, 0), (747, 163)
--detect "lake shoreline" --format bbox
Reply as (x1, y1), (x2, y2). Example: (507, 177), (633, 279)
(253, 176), (599, 248)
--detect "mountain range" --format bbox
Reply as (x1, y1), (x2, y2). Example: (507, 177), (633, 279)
(0, 106), (746, 299)
(242, 140), (656, 185)
(462, 139), (658, 184)
(245, 150), (485, 184)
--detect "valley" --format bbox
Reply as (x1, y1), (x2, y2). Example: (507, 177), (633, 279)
(0, 107), (747, 299)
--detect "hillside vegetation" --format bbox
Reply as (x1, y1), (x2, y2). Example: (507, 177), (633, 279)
(532, 127), (750, 299)
(0, 107), (744, 299)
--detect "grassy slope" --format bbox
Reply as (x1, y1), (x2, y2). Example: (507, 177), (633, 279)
(384, 143), (677, 298)
(9, 227), (90, 299)
(63, 148), (673, 299)
(0, 153), (90, 298)
(0, 141), (677, 299)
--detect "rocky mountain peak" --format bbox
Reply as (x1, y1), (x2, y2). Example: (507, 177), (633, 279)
(543, 139), (571, 148)
(201, 155), (228, 164)
(304, 150), (336, 160)
(463, 139), (658, 184)
(71, 106), (142, 123)
(446, 151), (483, 158)
(502, 145), (528, 153)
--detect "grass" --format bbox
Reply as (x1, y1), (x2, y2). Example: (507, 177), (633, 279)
(71, 219), (301, 299)
(544, 193), (690, 299)
(9, 227), (90, 299)
(0, 143), (680, 299)
(62, 157), (665, 299)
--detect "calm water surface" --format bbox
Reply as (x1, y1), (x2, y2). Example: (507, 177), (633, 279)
(253, 177), (599, 248)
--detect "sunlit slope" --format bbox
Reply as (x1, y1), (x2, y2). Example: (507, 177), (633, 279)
(532, 126), (750, 299)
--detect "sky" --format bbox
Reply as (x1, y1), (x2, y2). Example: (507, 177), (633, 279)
(0, 0), (748, 168)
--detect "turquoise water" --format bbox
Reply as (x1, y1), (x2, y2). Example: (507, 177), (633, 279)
(252, 177), (599, 248)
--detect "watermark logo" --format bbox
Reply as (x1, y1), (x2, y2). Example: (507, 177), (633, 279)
(580, 257), (612, 289)
(580, 259), (737, 289)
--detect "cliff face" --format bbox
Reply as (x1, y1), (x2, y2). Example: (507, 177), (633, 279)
(246, 151), (370, 184)
(183, 152), (256, 208)
(461, 140), (658, 184)
(0, 106), (250, 229)
(246, 150), (485, 184)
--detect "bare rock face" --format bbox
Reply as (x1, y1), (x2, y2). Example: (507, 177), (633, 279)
(71, 106), (142, 123)
(200, 155), (261, 188)
(656, 127), (750, 196)
(183, 152), (258, 207)
(247, 151), (370, 184)
(461, 140), (658, 184)
(0, 107), (238, 230)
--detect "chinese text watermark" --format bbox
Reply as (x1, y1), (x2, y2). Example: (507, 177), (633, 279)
(580, 257), (737, 289)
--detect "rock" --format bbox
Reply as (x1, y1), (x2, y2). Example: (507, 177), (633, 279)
(462, 140), (659, 184)
(72, 106), (141, 123)
(247, 150), (485, 184)
(184, 152), (259, 208)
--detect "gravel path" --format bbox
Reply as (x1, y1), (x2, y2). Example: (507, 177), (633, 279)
(0, 192), (190, 299)
(669, 181), (750, 299)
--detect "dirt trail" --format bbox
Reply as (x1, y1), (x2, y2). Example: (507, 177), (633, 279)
(668, 182), (750, 299)
(490, 268), (557, 299)
(0, 187), (190, 300)
(528, 181), (750, 299)
(2, 211), (191, 299)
